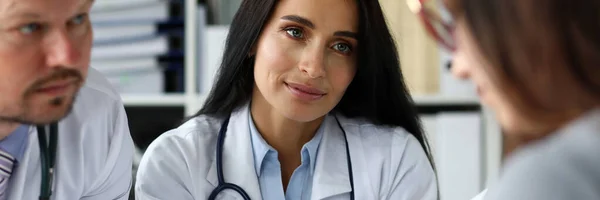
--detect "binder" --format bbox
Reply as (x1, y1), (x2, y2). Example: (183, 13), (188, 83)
(93, 18), (183, 41)
(92, 0), (169, 11)
(90, 0), (170, 22)
(92, 57), (164, 94)
(92, 35), (170, 60)
(93, 22), (156, 42)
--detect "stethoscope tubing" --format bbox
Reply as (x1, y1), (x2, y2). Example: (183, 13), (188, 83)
(208, 116), (252, 200)
(36, 123), (58, 200)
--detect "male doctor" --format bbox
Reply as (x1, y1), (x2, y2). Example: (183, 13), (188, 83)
(0, 0), (134, 199)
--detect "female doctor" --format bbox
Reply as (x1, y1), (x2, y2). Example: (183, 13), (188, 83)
(135, 0), (438, 199)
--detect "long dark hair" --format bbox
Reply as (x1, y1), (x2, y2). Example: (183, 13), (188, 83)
(197, 0), (434, 165)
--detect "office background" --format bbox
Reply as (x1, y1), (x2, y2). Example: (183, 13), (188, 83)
(89, 0), (504, 199)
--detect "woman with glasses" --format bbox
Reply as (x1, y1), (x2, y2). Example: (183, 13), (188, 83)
(410, 0), (600, 199)
(135, 0), (438, 199)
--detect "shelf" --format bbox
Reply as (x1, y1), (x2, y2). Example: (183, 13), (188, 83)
(412, 95), (480, 106)
(122, 94), (186, 106)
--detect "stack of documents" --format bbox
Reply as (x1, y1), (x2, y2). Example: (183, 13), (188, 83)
(90, 0), (183, 94)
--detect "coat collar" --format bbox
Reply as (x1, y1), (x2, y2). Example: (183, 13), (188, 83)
(311, 113), (354, 199)
(206, 104), (263, 200)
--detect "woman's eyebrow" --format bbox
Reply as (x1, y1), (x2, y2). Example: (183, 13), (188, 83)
(281, 14), (358, 40)
(281, 15), (315, 29)
(335, 31), (358, 40)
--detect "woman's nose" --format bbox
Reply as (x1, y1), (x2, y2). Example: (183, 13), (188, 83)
(450, 52), (472, 80)
(298, 46), (326, 79)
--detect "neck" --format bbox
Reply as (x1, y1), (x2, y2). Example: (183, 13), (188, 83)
(0, 120), (20, 141)
(517, 106), (599, 143)
(250, 96), (323, 157)
(249, 88), (329, 191)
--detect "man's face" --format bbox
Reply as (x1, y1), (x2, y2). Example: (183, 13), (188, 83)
(0, 0), (93, 125)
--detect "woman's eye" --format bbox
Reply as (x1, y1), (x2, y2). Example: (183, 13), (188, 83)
(285, 28), (304, 39)
(19, 23), (41, 34)
(333, 43), (352, 54)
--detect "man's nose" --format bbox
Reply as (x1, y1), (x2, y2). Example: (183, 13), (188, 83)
(44, 30), (82, 69)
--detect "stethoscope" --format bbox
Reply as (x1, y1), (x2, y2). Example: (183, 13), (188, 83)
(208, 114), (355, 200)
(35, 123), (58, 200)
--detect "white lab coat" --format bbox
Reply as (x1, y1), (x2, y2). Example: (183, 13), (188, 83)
(135, 103), (437, 200)
(6, 68), (134, 200)
(471, 189), (488, 200)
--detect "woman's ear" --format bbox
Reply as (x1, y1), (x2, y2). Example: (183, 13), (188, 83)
(249, 45), (257, 57)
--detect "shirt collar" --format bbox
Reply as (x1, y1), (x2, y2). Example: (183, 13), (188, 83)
(0, 125), (30, 163)
(248, 109), (325, 177)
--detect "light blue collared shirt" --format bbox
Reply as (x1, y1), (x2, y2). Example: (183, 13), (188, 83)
(248, 112), (324, 200)
(0, 125), (30, 187)
(0, 125), (30, 164)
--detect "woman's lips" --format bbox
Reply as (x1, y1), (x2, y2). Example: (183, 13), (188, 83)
(285, 82), (326, 101)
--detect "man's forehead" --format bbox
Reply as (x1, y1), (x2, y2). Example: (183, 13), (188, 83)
(0, 0), (93, 15)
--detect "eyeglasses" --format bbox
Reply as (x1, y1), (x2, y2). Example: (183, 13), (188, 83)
(406, 0), (456, 51)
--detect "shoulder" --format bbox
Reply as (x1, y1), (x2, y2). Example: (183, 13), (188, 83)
(58, 67), (130, 138)
(80, 67), (122, 104)
(339, 116), (427, 159)
(143, 114), (222, 161)
(69, 68), (123, 123)
(338, 115), (437, 199)
(485, 133), (600, 200)
(51, 68), (134, 197)
(55, 68), (132, 169)
(136, 114), (223, 192)
(59, 68), (130, 147)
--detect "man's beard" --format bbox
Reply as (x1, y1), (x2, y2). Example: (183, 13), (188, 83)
(0, 68), (83, 125)
(0, 94), (78, 126)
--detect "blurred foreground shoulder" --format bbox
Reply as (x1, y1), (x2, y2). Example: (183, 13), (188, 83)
(484, 130), (600, 200)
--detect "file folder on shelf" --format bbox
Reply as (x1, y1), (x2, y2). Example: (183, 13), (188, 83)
(92, 57), (164, 94)
(92, 35), (170, 60)
(93, 22), (157, 42)
(91, 0), (171, 22)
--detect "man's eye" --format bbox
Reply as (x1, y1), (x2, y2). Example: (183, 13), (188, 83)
(71, 14), (87, 25)
(19, 23), (41, 34)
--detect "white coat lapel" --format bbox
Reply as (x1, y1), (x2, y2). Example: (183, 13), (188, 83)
(311, 115), (353, 199)
(206, 105), (262, 200)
